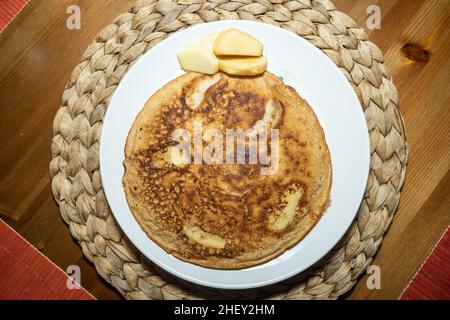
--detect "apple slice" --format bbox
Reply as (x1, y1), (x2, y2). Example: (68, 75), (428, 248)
(177, 43), (219, 75)
(200, 31), (221, 51)
(213, 28), (263, 57)
(218, 56), (267, 76)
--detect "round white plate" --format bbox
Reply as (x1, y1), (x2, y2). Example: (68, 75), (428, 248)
(100, 20), (370, 289)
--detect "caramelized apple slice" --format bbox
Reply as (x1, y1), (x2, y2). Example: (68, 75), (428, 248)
(200, 31), (221, 51)
(177, 43), (219, 75)
(214, 28), (263, 57)
(218, 56), (267, 76)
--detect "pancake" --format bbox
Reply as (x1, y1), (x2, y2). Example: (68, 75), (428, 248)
(123, 71), (332, 269)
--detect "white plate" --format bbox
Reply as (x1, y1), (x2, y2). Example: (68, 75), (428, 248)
(100, 21), (370, 289)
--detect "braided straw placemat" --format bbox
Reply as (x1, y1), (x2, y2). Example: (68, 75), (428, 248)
(50, 0), (408, 300)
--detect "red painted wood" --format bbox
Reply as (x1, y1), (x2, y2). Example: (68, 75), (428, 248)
(0, 219), (94, 300)
(401, 228), (450, 300)
(0, 0), (29, 32)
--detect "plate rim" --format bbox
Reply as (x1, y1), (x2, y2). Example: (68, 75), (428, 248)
(100, 20), (370, 289)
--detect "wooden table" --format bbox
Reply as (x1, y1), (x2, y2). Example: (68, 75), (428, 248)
(0, 0), (449, 300)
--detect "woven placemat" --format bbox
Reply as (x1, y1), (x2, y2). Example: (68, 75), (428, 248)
(50, 0), (408, 300)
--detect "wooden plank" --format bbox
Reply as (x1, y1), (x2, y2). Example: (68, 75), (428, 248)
(334, 0), (450, 299)
(0, 0), (131, 300)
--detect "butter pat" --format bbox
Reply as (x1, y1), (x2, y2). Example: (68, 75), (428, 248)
(177, 44), (219, 75)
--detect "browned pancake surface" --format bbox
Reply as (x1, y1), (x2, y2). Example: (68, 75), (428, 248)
(123, 72), (332, 269)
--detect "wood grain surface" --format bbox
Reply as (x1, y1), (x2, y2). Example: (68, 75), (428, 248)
(0, 0), (449, 300)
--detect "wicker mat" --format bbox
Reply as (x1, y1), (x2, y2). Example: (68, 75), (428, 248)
(50, 0), (408, 300)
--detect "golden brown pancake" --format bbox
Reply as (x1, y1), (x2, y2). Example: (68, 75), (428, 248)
(123, 71), (332, 269)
